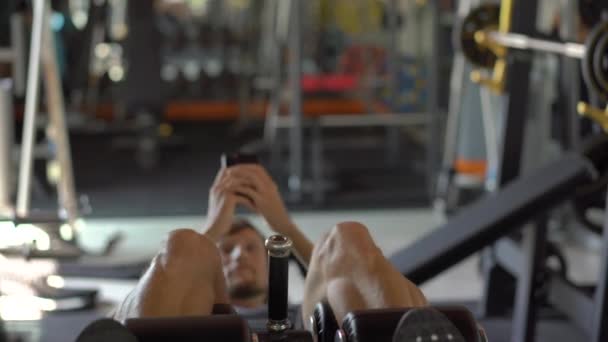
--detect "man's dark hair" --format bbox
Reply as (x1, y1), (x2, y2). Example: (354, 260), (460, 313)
(228, 218), (266, 245)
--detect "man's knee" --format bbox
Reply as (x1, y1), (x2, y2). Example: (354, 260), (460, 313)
(329, 221), (378, 254)
(315, 222), (383, 279)
(159, 229), (221, 275)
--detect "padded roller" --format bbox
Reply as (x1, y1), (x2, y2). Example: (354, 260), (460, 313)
(257, 330), (314, 342)
(312, 301), (339, 342)
(341, 307), (481, 342)
(125, 315), (250, 342)
(76, 319), (137, 342)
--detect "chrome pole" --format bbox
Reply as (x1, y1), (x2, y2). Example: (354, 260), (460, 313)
(40, 2), (80, 224)
(16, 0), (45, 218)
(486, 31), (586, 59)
(0, 79), (14, 216)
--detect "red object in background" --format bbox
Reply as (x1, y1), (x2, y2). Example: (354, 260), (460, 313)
(301, 74), (358, 92)
(338, 45), (387, 76)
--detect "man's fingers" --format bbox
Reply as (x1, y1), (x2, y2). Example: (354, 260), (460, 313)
(225, 167), (265, 190)
(227, 165), (274, 188)
(220, 177), (255, 192)
(213, 166), (229, 185)
(235, 195), (256, 211)
(234, 186), (261, 206)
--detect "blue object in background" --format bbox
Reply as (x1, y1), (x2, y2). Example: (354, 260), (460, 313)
(381, 55), (428, 113)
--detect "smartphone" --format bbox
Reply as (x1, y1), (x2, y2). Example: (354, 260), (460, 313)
(221, 153), (259, 168)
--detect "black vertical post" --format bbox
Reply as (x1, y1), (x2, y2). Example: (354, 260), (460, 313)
(591, 191), (608, 342)
(480, 0), (539, 317)
(266, 235), (293, 333)
(511, 217), (548, 342)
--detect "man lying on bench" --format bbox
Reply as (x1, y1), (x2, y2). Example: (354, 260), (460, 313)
(110, 164), (471, 342)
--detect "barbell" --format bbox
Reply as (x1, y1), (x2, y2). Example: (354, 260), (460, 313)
(459, 4), (608, 102)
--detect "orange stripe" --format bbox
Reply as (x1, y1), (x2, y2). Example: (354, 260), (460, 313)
(15, 99), (391, 122)
(453, 159), (487, 178)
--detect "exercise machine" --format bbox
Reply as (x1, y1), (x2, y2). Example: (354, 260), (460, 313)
(392, 0), (608, 341)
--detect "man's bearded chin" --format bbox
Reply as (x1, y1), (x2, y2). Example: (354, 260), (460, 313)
(228, 282), (266, 300)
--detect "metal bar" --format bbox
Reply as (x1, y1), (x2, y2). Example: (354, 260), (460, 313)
(437, 55), (466, 201)
(385, 0), (400, 167)
(486, 31), (586, 59)
(10, 13), (26, 97)
(390, 154), (591, 284)
(274, 113), (428, 128)
(311, 121), (323, 205)
(493, 238), (524, 276)
(16, 0), (45, 218)
(481, 0), (538, 317)
(40, 2), (80, 225)
(511, 217), (548, 342)
(426, 0), (441, 198)
(591, 191), (608, 342)
(0, 79), (13, 216)
(560, 0), (581, 150)
(548, 277), (595, 336)
(287, 0), (303, 201)
(0, 49), (12, 62)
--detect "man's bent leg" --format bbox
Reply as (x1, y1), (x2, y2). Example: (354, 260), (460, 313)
(113, 229), (229, 322)
(302, 222), (427, 327)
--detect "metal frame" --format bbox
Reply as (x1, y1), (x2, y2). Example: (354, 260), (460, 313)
(0, 79), (13, 216)
(390, 154), (592, 283)
(591, 191), (608, 342)
(16, 0), (80, 225)
(286, 0), (303, 201)
(480, 0), (538, 320)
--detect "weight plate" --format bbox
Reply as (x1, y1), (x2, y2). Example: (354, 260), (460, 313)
(592, 22), (608, 101)
(582, 21), (608, 102)
(457, 4), (500, 69)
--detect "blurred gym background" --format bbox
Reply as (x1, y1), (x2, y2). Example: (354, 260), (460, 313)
(1, 0), (606, 341)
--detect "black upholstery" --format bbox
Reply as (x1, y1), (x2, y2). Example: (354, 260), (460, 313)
(340, 307), (481, 342)
(312, 301), (339, 342)
(125, 315), (250, 342)
(76, 319), (137, 342)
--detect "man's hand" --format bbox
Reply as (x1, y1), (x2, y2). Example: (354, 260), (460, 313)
(203, 167), (255, 241)
(225, 165), (296, 235)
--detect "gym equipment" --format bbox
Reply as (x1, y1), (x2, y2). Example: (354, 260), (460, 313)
(392, 154), (594, 284)
(310, 302), (483, 342)
(459, 3), (608, 105)
(0, 5), (26, 97)
(421, 2), (608, 341)
(77, 319), (137, 342)
(265, 235), (293, 332)
(573, 135), (608, 235)
(338, 307), (480, 342)
(459, 2), (608, 231)
(0, 79), (13, 217)
(310, 301), (338, 342)
(1, 0), (150, 290)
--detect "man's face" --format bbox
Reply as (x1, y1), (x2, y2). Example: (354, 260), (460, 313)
(218, 228), (268, 300)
